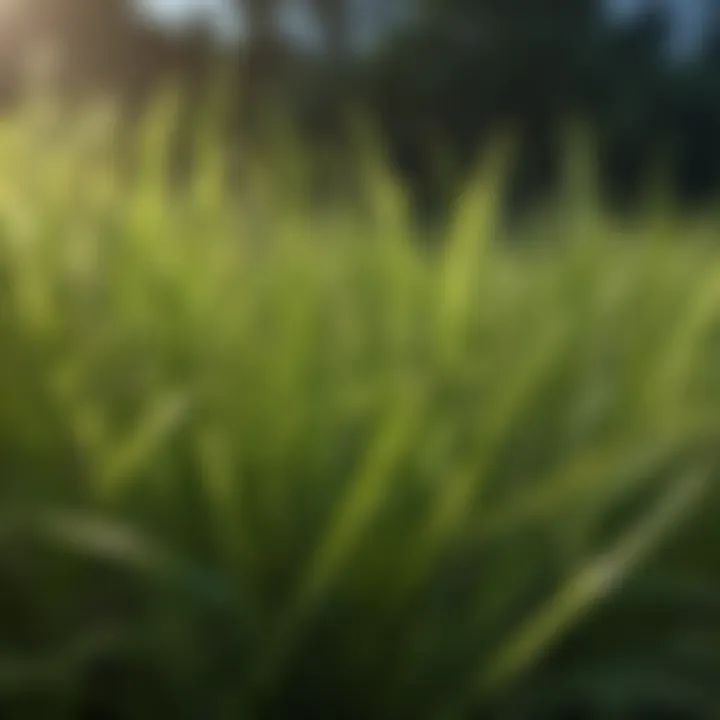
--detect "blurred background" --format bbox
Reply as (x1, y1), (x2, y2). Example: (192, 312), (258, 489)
(3, 0), (720, 217)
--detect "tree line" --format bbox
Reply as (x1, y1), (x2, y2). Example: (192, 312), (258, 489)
(6, 0), (720, 217)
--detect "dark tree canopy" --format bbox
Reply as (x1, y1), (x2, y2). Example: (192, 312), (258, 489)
(361, 0), (679, 218)
(4, 0), (720, 218)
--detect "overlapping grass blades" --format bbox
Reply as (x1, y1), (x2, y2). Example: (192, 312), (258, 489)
(1, 97), (720, 718)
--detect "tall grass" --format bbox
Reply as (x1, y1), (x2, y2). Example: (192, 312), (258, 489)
(1, 97), (720, 718)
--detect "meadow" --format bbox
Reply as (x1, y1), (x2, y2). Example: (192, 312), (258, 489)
(2, 96), (720, 718)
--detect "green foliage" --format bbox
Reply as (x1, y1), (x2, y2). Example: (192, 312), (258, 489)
(1, 100), (720, 718)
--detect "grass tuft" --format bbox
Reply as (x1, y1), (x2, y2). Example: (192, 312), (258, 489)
(1, 98), (720, 718)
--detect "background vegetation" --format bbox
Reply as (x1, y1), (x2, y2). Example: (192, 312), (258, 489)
(8, 0), (720, 220)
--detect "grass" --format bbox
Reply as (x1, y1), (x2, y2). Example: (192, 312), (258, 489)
(1, 97), (720, 718)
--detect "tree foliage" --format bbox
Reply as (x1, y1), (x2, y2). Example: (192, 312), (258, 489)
(7, 0), (720, 217)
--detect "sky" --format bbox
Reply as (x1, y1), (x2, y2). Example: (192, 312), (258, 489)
(606, 0), (713, 56)
(134, 0), (240, 40)
(135, 0), (407, 51)
(137, 0), (716, 56)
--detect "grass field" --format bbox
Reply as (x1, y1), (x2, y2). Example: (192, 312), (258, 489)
(2, 99), (720, 718)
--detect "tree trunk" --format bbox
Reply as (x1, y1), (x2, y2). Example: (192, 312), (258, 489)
(312, 0), (351, 60)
